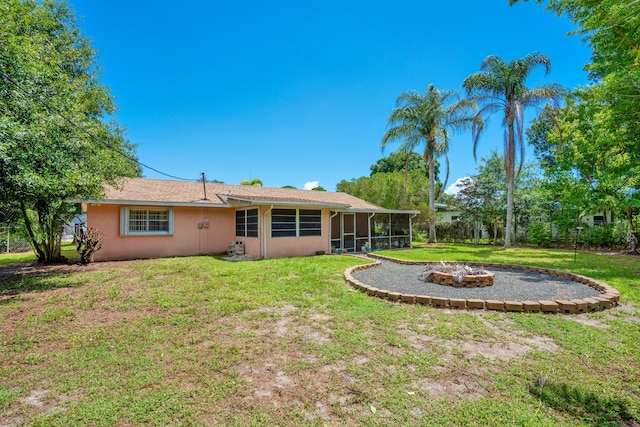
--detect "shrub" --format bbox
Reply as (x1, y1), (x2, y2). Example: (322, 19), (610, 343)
(582, 223), (626, 248)
(528, 222), (551, 247)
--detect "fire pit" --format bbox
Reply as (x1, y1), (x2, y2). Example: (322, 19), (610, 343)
(418, 262), (494, 288)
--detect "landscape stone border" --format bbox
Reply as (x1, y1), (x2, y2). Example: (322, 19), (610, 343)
(343, 253), (620, 313)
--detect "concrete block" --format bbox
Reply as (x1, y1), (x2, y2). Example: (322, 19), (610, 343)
(449, 298), (467, 309)
(593, 296), (613, 309)
(522, 301), (541, 312)
(571, 299), (588, 313)
(387, 292), (401, 302)
(415, 295), (431, 305)
(485, 300), (505, 311)
(376, 289), (389, 299)
(430, 297), (449, 308)
(539, 300), (559, 313)
(504, 301), (523, 312)
(556, 300), (578, 314)
(466, 299), (485, 309)
(400, 294), (416, 304)
(582, 297), (601, 311)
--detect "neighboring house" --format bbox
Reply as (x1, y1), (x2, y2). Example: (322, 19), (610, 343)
(436, 205), (489, 240)
(62, 214), (87, 242)
(437, 205), (616, 241)
(76, 178), (420, 261)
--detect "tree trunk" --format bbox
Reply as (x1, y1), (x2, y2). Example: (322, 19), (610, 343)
(504, 122), (515, 248)
(20, 201), (45, 262)
(427, 146), (437, 244)
(474, 220), (480, 245)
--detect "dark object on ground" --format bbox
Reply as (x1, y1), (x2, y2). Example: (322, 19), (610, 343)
(76, 228), (104, 264)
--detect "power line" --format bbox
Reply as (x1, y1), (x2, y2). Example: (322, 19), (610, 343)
(0, 70), (198, 182)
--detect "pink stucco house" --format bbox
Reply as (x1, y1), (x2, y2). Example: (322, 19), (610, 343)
(78, 178), (419, 261)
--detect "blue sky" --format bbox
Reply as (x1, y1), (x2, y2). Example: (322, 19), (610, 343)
(72, 0), (592, 192)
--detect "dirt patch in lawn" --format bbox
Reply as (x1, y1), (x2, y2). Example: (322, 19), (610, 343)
(415, 370), (490, 399)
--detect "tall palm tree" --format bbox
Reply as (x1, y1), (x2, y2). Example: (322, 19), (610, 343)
(463, 53), (566, 248)
(381, 84), (474, 243)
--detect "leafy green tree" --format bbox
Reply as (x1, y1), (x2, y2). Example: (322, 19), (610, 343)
(311, 186), (326, 191)
(454, 151), (546, 245)
(454, 152), (507, 245)
(463, 53), (565, 247)
(529, 91), (640, 234)
(370, 151), (432, 178)
(0, 0), (140, 263)
(381, 84), (474, 243)
(511, 1), (640, 204)
(337, 170), (430, 210)
(240, 178), (263, 186)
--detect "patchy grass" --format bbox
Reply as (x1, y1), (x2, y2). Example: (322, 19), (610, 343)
(0, 243), (79, 267)
(0, 246), (638, 426)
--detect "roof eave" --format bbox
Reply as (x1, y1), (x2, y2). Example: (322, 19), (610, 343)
(227, 197), (350, 209)
(70, 199), (230, 208)
(344, 208), (421, 214)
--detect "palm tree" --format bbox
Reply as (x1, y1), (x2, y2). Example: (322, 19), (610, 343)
(381, 84), (474, 243)
(463, 53), (566, 248)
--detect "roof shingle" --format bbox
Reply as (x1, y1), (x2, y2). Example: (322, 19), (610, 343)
(99, 178), (387, 211)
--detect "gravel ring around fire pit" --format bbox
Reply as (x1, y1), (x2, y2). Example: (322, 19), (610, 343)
(344, 254), (621, 313)
(352, 260), (600, 301)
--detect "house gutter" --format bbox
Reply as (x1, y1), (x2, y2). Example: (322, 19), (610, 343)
(227, 197), (349, 209)
(73, 199), (230, 209)
(263, 205), (273, 259)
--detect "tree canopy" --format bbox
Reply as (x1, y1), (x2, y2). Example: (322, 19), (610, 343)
(514, 0), (640, 236)
(240, 178), (263, 186)
(0, 0), (140, 262)
(370, 151), (433, 178)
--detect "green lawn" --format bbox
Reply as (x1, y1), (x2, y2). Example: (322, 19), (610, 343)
(0, 245), (638, 426)
(0, 243), (79, 267)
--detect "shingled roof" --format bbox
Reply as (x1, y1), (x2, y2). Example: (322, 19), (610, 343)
(91, 178), (413, 213)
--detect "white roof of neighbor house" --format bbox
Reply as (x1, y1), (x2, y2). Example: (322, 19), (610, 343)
(82, 178), (419, 214)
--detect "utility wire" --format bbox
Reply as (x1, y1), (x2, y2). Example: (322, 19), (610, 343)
(0, 70), (198, 182)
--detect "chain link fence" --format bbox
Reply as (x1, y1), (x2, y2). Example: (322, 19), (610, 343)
(1, 226), (31, 253)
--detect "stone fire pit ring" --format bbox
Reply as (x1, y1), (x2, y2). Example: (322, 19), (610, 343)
(419, 263), (495, 288)
(344, 253), (620, 314)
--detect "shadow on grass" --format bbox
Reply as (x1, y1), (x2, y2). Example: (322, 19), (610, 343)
(0, 261), (88, 297)
(530, 380), (638, 426)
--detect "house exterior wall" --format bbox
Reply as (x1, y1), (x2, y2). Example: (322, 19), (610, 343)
(263, 207), (331, 258)
(439, 210), (461, 222)
(87, 204), (236, 261)
(86, 203), (335, 260)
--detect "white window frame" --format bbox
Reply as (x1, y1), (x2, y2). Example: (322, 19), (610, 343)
(120, 206), (174, 236)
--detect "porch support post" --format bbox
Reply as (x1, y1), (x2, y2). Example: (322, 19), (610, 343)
(340, 213), (344, 251)
(409, 213), (418, 249)
(388, 213), (391, 249)
(329, 211), (339, 253)
(368, 213), (375, 250)
(263, 205), (273, 259)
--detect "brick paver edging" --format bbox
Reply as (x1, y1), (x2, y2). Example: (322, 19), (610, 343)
(343, 253), (619, 313)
